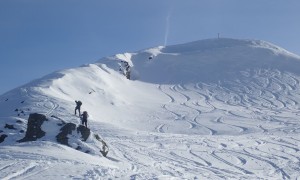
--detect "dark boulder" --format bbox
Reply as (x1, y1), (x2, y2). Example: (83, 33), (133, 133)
(56, 123), (76, 146)
(17, 113), (47, 142)
(77, 125), (90, 141)
(56, 124), (92, 146)
(4, 124), (16, 130)
(16, 120), (23, 124)
(0, 134), (8, 143)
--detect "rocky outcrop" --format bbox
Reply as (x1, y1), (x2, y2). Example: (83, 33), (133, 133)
(0, 134), (8, 143)
(56, 123), (76, 146)
(77, 125), (90, 141)
(5, 124), (16, 130)
(95, 134), (109, 157)
(14, 113), (108, 156)
(56, 124), (92, 146)
(17, 113), (47, 142)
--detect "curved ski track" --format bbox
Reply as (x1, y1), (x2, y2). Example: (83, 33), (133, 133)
(102, 71), (300, 179)
(2, 70), (300, 179)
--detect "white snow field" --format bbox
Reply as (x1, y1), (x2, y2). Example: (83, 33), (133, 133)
(1, 38), (300, 179)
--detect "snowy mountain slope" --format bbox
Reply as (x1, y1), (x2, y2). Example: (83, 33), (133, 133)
(1, 38), (300, 179)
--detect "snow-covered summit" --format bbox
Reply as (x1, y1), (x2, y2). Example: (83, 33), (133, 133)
(96, 38), (300, 84)
(162, 38), (294, 55)
(1, 38), (300, 179)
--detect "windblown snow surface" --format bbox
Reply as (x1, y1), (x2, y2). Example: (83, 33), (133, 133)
(1, 38), (300, 179)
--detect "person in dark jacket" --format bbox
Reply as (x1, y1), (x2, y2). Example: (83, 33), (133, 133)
(80, 111), (89, 127)
(75, 100), (82, 115)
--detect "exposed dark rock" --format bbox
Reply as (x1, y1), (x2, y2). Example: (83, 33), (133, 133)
(10, 112), (109, 156)
(56, 123), (76, 146)
(5, 98), (8, 101)
(15, 109), (18, 112)
(5, 124), (16, 130)
(57, 122), (64, 126)
(94, 134), (109, 157)
(21, 100), (25, 103)
(77, 125), (90, 141)
(17, 113), (47, 142)
(100, 149), (109, 157)
(0, 130), (3, 133)
(88, 89), (96, 94)
(16, 120), (23, 124)
(0, 134), (8, 143)
(94, 134), (101, 141)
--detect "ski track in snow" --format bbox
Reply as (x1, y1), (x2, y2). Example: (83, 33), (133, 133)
(101, 130), (300, 179)
(85, 71), (300, 179)
(2, 73), (300, 179)
(105, 72), (300, 179)
(84, 71), (300, 179)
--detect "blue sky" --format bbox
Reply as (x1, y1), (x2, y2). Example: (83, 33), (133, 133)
(0, 0), (299, 94)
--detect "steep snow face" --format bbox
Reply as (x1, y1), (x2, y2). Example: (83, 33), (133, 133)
(1, 38), (300, 179)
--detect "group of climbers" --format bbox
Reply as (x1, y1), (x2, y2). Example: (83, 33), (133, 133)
(70, 60), (133, 155)
(75, 100), (88, 128)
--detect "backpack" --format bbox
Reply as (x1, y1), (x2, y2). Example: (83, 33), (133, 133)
(78, 101), (82, 106)
(82, 111), (88, 120)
